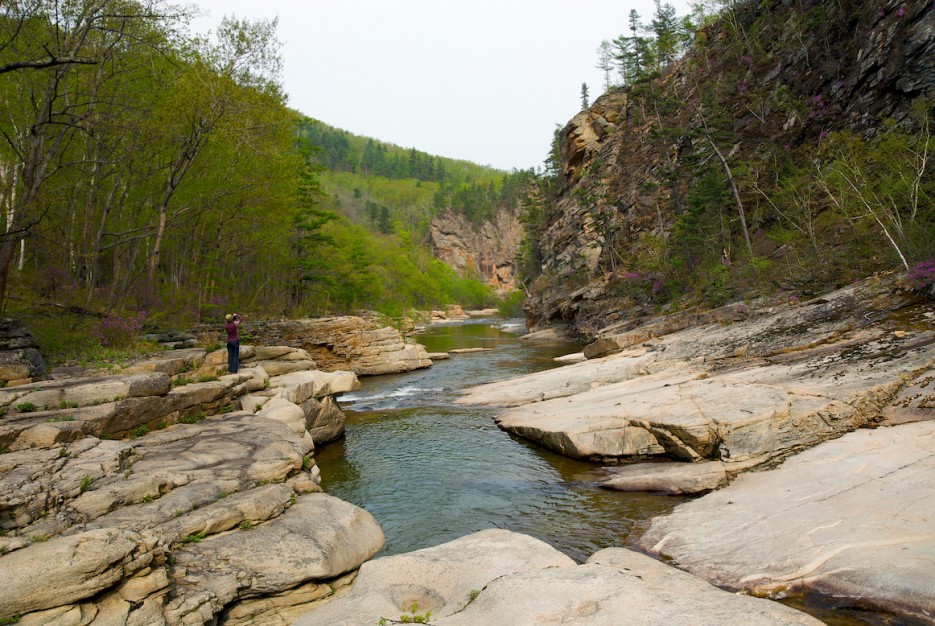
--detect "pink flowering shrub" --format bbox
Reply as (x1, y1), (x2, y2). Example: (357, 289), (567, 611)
(93, 310), (148, 347)
(907, 259), (935, 294)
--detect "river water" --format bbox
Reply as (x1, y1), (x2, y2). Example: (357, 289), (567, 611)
(314, 320), (897, 625)
(314, 320), (687, 562)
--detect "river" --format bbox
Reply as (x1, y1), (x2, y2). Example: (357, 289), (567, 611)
(314, 319), (898, 625)
(314, 319), (688, 562)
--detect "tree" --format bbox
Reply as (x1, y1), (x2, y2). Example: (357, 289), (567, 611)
(651, 0), (681, 70)
(580, 82), (590, 111)
(0, 0), (187, 310)
(596, 40), (614, 92)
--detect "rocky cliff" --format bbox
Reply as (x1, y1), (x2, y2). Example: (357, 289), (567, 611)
(525, 0), (935, 341)
(428, 208), (523, 294)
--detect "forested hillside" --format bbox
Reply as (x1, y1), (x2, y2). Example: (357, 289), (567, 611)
(0, 1), (530, 363)
(521, 0), (934, 339)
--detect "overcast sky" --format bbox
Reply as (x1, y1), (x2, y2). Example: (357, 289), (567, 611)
(188, 0), (693, 172)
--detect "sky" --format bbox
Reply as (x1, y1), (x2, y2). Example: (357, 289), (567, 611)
(188, 0), (693, 172)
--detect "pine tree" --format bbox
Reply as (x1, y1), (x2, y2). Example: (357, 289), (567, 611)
(596, 40), (614, 92)
(580, 83), (590, 110)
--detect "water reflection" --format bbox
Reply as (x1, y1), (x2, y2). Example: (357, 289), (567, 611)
(315, 320), (687, 562)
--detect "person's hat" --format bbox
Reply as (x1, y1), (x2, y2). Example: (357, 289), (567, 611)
(225, 314), (233, 321)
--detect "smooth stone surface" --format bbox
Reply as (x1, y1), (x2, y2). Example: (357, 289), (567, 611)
(293, 529), (574, 625)
(601, 461), (729, 494)
(639, 421), (935, 623)
(443, 550), (822, 625)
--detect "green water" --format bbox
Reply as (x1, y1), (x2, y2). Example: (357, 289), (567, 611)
(315, 321), (687, 561)
(314, 321), (906, 625)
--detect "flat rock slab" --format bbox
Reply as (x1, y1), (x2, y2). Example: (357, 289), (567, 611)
(294, 529), (574, 625)
(443, 549), (821, 626)
(601, 461), (729, 494)
(639, 421), (935, 624)
(295, 530), (821, 626)
(482, 328), (934, 465)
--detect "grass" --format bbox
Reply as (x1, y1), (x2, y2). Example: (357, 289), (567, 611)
(45, 415), (75, 422)
(16, 402), (38, 413)
(178, 411), (206, 424)
(180, 532), (206, 543)
(80, 475), (91, 492)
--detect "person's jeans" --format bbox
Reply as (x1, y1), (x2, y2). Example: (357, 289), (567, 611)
(227, 340), (239, 373)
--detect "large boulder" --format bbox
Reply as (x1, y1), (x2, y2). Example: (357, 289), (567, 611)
(247, 317), (433, 375)
(0, 319), (47, 384)
(293, 529), (574, 625)
(166, 494), (384, 625)
(442, 550), (821, 626)
(639, 421), (935, 624)
(0, 528), (151, 617)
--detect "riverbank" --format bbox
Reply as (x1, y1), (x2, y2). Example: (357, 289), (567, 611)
(452, 273), (935, 623)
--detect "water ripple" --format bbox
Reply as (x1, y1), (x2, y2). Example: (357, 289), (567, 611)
(316, 323), (687, 562)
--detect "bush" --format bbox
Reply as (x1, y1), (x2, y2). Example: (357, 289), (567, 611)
(93, 310), (148, 348)
(907, 259), (935, 294)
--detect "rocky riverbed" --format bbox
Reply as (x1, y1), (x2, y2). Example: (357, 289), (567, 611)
(453, 274), (935, 623)
(0, 342), (383, 625)
(3, 287), (933, 625)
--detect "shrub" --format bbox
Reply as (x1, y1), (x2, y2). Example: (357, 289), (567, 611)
(93, 310), (148, 348)
(907, 259), (935, 293)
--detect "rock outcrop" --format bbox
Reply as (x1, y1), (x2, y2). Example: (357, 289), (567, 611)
(238, 316), (433, 376)
(0, 319), (48, 386)
(0, 345), (379, 625)
(460, 276), (934, 468)
(457, 275), (935, 623)
(428, 209), (523, 295)
(639, 421), (935, 624)
(524, 0), (935, 341)
(294, 529), (822, 625)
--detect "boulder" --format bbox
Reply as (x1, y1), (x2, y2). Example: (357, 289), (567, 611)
(166, 494), (384, 624)
(246, 317), (433, 375)
(0, 372), (171, 412)
(293, 529), (574, 625)
(269, 370), (360, 405)
(600, 461), (730, 495)
(0, 319), (47, 383)
(253, 359), (317, 377)
(304, 395), (346, 445)
(639, 421), (935, 624)
(0, 528), (150, 617)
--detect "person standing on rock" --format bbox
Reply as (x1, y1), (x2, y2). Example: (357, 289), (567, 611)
(225, 313), (243, 373)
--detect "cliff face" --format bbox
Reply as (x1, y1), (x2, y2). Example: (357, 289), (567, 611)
(429, 208), (523, 295)
(526, 0), (935, 341)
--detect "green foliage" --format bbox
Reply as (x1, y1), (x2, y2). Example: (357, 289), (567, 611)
(238, 520), (254, 530)
(178, 411), (206, 425)
(380, 603), (433, 625)
(129, 425), (149, 439)
(80, 476), (92, 492)
(16, 402), (37, 413)
(180, 532), (206, 543)
(497, 290), (525, 317)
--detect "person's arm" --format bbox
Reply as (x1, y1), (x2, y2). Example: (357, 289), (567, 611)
(234, 313), (243, 326)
